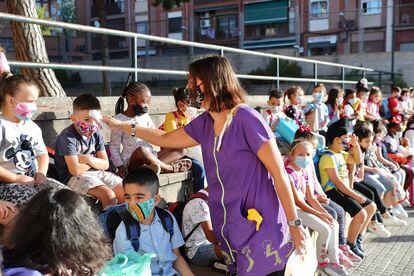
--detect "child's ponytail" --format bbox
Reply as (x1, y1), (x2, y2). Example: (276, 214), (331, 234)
(115, 81), (150, 115)
(115, 87), (127, 115)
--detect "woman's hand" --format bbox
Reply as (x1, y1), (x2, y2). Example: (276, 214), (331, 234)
(34, 172), (47, 185)
(103, 116), (126, 131)
(14, 174), (35, 185)
(289, 225), (307, 255)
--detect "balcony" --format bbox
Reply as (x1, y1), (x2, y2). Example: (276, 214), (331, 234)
(194, 0), (232, 5)
(90, 3), (124, 18)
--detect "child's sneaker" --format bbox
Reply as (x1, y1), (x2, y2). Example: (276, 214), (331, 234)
(338, 251), (354, 267)
(393, 204), (408, 220)
(367, 222), (391, 238)
(339, 244), (362, 263)
(383, 215), (407, 226)
(356, 235), (365, 253)
(346, 242), (365, 260)
(323, 263), (349, 276)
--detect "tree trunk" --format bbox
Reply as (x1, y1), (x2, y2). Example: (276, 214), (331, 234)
(7, 0), (66, 97)
(97, 0), (111, 96)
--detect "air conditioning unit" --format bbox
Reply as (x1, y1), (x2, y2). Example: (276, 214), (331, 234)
(345, 20), (356, 31)
(119, 40), (127, 48)
(201, 12), (210, 19)
(401, 14), (410, 25)
(200, 19), (211, 28)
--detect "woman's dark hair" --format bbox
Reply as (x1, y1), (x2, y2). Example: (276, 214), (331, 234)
(188, 55), (246, 112)
(3, 188), (111, 275)
(172, 87), (190, 108)
(0, 74), (37, 108)
(269, 89), (283, 100)
(326, 86), (343, 112)
(344, 88), (356, 100)
(284, 86), (303, 103)
(73, 93), (101, 112)
(115, 81), (150, 114)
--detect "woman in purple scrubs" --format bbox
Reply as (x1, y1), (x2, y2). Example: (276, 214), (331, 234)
(105, 56), (306, 275)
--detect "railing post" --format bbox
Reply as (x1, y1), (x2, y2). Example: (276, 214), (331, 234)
(362, 70), (366, 79)
(341, 67), (346, 89)
(220, 48), (224, 57)
(133, 36), (138, 81)
(378, 72), (382, 88)
(314, 63), (318, 86)
(276, 58), (280, 89)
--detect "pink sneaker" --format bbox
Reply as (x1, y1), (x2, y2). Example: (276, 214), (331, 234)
(339, 244), (362, 263)
(339, 250), (354, 267)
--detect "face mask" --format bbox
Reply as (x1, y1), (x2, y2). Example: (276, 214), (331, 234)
(76, 121), (98, 138)
(336, 97), (344, 105)
(296, 96), (303, 104)
(126, 198), (155, 222)
(183, 106), (197, 118)
(348, 98), (357, 105)
(361, 95), (369, 102)
(294, 156), (312, 169)
(188, 85), (204, 109)
(341, 137), (351, 151)
(313, 92), (323, 102)
(13, 100), (37, 121)
(403, 96), (410, 101)
(396, 131), (402, 139)
(133, 105), (148, 116)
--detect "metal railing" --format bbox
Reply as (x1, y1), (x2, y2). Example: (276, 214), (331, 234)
(0, 12), (375, 88)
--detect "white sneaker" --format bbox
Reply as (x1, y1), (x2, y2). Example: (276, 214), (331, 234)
(323, 263), (349, 276)
(401, 199), (411, 208)
(383, 215), (407, 227)
(393, 204), (408, 220)
(368, 222), (391, 238)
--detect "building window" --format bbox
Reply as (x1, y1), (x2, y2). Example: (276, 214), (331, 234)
(362, 0), (382, 15)
(168, 17), (182, 34)
(310, 0), (329, 19)
(400, 42), (414, 51)
(136, 22), (148, 34)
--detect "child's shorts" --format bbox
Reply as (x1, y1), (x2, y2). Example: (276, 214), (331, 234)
(325, 188), (373, 218)
(67, 170), (122, 195)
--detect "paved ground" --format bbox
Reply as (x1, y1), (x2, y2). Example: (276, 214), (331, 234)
(191, 207), (414, 276)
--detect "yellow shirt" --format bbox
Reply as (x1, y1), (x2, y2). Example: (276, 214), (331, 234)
(319, 149), (355, 192)
(162, 111), (191, 132)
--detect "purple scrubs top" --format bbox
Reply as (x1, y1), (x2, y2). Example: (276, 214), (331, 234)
(184, 106), (292, 275)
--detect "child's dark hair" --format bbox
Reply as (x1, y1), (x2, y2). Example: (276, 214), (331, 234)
(115, 81), (150, 114)
(401, 88), (410, 96)
(172, 87), (190, 108)
(0, 74), (37, 107)
(269, 89), (283, 100)
(369, 86), (381, 100)
(3, 188), (111, 275)
(344, 88), (356, 100)
(73, 93), (101, 112)
(326, 86), (343, 110)
(388, 121), (400, 132)
(123, 167), (159, 197)
(313, 83), (326, 92)
(354, 120), (373, 133)
(373, 120), (387, 134)
(284, 86), (303, 103)
(294, 125), (315, 141)
(354, 125), (374, 141)
(392, 86), (402, 94)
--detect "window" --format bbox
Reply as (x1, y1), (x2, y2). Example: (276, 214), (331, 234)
(400, 42), (414, 51)
(168, 17), (182, 33)
(136, 22), (148, 34)
(362, 0), (382, 15)
(310, 0), (328, 19)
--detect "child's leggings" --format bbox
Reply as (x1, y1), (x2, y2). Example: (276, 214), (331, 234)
(322, 201), (346, 246)
(297, 209), (339, 264)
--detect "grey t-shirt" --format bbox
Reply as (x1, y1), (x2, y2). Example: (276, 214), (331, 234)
(54, 124), (105, 183)
(0, 116), (47, 177)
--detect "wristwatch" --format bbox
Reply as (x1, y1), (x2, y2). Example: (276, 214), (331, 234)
(130, 123), (136, 137)
(288, 218), (302, 227)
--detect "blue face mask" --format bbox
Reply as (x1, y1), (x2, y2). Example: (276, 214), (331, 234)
(126, 198), (156, 221)
(295, 156), (312, 169)
(313, 92), (323, 102)
(348, 98), (357, 105)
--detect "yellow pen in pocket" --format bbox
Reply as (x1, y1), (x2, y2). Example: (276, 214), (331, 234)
(247, 208), (263, 231)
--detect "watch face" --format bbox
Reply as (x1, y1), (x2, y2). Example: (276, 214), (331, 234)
(295, 220), (301, 226)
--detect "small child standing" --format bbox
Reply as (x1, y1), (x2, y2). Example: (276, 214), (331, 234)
(286, 139), (349, 276)
(388, 86), (402, 118)
(113, 167), (194, 276)
(262, 89), (286, 131)
(54, 93), (124, 208)
(110, 82), (192, 176)
(303, 83), (330, 133)
(343, 89), (359, 131)
(284, 86), (305, 126)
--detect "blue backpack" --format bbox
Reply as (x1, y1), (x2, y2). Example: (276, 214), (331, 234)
(380, 98), (392, 119)
(313, 150), (334, 183)
(99, 204), (174, 251)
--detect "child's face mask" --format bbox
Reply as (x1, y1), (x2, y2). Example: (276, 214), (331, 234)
(183, 105), (197, 118)
(76, 120), (98, 138)
(348, 98), (357, 105)
(126, 198), (156, 222)
(313, 92), (324, 102)
(294, 155), (312, 169)
(12, 99), (37, 121)
(133, 104), (148, 116)
(336, 97), (344, 105)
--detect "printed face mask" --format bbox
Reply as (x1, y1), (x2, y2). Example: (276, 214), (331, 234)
(76, 121), (98, 138)
(13, 100), (37, 121)
(294, 156), (312, 169)
(187, 86), (204, 109)
(126, 198), (156, 222)
(133, 105), (148, 116)
(184, 106), (197, 118)
(313, 92), (323, 102)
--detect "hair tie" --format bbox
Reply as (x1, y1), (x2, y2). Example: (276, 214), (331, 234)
(298, 125), (312, 133)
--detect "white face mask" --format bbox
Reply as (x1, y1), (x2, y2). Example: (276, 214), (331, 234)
(336, 97), (344, 105)
(269, 105), (281, 113)
(396, 131), (403, 139)
(297, 96), (303, 104)
(184, 106), (197, 118)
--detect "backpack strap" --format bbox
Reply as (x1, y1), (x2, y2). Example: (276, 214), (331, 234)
(319, 151), (338, 192)
(285, 167), (298, 186)
(156, 207), (174, 241)
(116, 206), (141, 251)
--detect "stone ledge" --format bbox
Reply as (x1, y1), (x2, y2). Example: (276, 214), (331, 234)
(158, 171), (193, 187)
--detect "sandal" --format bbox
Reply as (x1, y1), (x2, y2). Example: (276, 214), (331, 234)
(171, 158), (192, 173)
